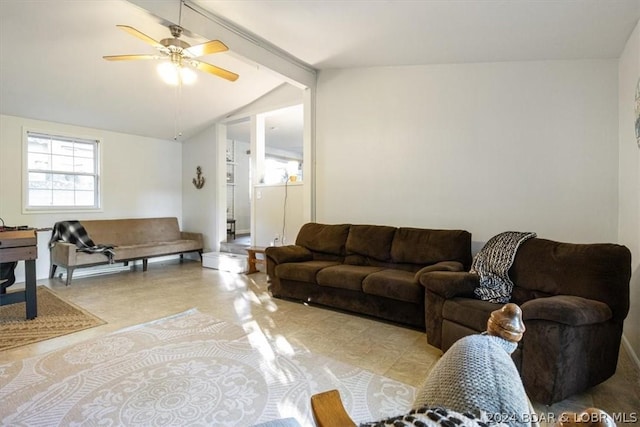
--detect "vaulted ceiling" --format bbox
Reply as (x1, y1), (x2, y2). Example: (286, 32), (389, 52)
(1, 0), (638, 142)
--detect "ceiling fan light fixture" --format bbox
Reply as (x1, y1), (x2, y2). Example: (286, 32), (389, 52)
(157, 61), (197, 86)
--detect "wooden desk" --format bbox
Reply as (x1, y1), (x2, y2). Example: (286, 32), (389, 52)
(246, 246), (266, 274)
(0, 229), (38, 319)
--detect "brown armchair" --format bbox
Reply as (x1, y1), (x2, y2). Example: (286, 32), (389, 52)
(420, 237), (632, 404)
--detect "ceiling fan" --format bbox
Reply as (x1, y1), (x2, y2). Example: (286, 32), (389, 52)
(103, 24), (239, 83)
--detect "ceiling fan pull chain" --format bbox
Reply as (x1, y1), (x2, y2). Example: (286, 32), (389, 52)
(174, 81), (183, 140)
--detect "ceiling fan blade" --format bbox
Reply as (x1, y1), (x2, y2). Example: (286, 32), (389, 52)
(183, 40), (229, 58)
(192, 60), (239, 82)
(103, 54), (159, 61)
(117, 25), (164, 49)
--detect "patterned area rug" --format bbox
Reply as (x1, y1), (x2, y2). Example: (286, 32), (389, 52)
(0, 309), (415, 426)
(0, 286), (105, 351)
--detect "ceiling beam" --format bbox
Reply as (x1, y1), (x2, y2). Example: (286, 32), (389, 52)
(126, 0), (317, 89)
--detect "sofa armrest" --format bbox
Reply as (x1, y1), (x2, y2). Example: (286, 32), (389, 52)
(414, 261), (464, 281)
(419, 271), (479, 299)
(265, 245), (313, 265)
(50, 242), (77, 266)
(421, 271), (479, 349)
(521, 295), (612, 326)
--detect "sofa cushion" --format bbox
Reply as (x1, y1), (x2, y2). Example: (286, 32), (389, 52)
(414, 261), (465, 281)
(521, 295), (612, 326)
(81, 217), (182, 246)
(511, 239), (628, 295)
(275, 261), (340, 284)
(316, 265), (384, 291)
(442, 298), (499, 332)
(345, 225), (396, 262)
(265, 245), (313, 264)
(362, 269), (422, 303)
(510, 238), (631, 322)
(391, 228), (472, 268)
(295, 223), (350, 256)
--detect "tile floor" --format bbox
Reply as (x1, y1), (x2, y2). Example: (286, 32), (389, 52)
(1, 259), (639, 425)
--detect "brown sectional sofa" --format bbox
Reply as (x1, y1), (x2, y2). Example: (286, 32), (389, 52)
(420, 237), (632, 404)
(266, 223), (472, 328)
(49, 217), (203, 285)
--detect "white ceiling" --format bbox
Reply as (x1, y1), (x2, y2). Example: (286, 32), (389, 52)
(1, 0), (639, 143)
(0, 0), (285, 141)
(197, 0), (640, 68)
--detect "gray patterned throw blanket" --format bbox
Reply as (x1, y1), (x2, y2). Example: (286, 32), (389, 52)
(49, 220), (115, 263)
(471, 231), (536, 303)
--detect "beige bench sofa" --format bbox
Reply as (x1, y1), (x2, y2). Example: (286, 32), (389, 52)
(49, 217), (203, 285)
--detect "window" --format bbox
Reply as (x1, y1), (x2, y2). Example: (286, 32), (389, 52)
(264, 157), (302, 185)
(24, 131), (101, 211)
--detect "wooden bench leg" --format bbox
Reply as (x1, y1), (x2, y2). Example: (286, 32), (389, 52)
(142, 259), (148, 271)
(49, 264), (57, 279)
(66, 267), (74, 286)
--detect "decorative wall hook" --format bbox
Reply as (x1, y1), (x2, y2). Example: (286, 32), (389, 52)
(192, 166), (205, 189)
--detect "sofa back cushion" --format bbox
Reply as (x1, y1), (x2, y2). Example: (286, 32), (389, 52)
(345, 224), (396, 262)
(80, 217), (182, 246)
(295, 223), (351, 257)
(391, 228), (472, 268)
(510, 238), (631, 321)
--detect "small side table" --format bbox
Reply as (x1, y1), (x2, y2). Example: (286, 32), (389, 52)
(246, 246), (266, 274)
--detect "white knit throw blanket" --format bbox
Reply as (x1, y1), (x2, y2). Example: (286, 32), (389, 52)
(471, 231), (536, 303)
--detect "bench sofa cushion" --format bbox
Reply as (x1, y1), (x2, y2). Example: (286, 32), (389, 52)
(81, 217), (182, 246)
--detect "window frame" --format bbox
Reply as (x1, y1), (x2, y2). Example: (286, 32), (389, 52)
(22, 128), (103, 213)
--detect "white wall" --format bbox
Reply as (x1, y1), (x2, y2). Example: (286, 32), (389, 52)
(0, 114), (183, 281)
(253, 183), (305, 247)
(316, 60), (619, 246)
(618, 20), (640, 366)
(182, 125), (219, 252)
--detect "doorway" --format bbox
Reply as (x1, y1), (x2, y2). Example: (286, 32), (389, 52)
(223, 103), (304, 250)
